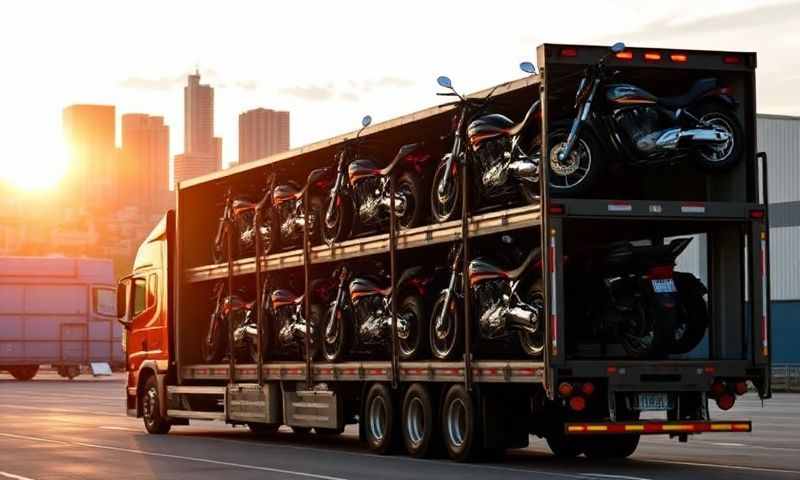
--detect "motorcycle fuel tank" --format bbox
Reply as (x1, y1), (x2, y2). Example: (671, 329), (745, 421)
(468, 258), (508, 286)
(271, 288), (299, 309)
(606, 84), (657, 106)
(348, 276), (384, 301)
(467, 114), (514, 147)
(347, 159), (380, 184)
(273, 184), (300, 205)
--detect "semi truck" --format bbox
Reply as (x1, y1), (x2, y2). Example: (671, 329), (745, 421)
(117, 43), (771, 461)
(0, 256), (121, 380)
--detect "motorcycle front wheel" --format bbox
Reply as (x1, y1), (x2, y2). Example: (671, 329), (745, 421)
(693, 104), (743, 171)
(429, 292), (463, 360)
(202, 315), (228, 363)
(321, 196), (354, 246)
(322, 305), (352, 362)
(518, 279), (545, 358)
(397, 171), (426, 229)
(430, 160), (461, 223)
(303, 303), (324, 361)
(398, 295), (427, 360)
(546, 127), (604, 197)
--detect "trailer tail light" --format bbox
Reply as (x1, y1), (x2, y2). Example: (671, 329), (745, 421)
(560, 47), (578, 57)
(644, 51), (662, 62)
(646, 265), (674, 279)
(734, 381), (748, 396)
(569, 395), (587, 412)
(710, 380), (726, 397)
(723, 55), (742, 65)
(716, 393), (736, 411)
(558, 382), (574, 397)
(566, 421), (751, 435)
(750, 209), (765, 219)
(670, 53), (688, 63)
(615, 51), (633, 61)
(581, 382), (595, 396)
(549, 204), (565, 215)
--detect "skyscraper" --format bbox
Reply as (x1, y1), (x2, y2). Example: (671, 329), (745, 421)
(120, 114), (170, 213)
(238, 108), (290, 163)
(62, 104), (116, 212)
(174, 71), (221, 187)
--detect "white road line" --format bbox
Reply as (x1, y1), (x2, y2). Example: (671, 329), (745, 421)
(711, 442), (746, 447)
(0, 471), (36, 480)
(581, 474), (653, 480)
(0, 432), (69, 445)
(645, 459), (800, 476)
(98, 426), (141, 432)
(0, 403), (123, 417)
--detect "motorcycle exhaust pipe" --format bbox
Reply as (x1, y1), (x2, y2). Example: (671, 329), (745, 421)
(505, 306), (539, 332)
(507, 159), (539, 182)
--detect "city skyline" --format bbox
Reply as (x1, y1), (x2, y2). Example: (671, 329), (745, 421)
(239, 108), (290, 164)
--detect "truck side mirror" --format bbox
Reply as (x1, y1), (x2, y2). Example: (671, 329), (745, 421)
(117, 282), (131, 327)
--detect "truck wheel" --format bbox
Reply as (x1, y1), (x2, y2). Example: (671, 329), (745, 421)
(365, 383), (399, 454)
(9, 365), (39, 381)
(402, 383), (439, 458)
(582, 435), (640, 459)
(441, 384), (481, 462)
(545, 433), (584, 458)
(248, 423), (280, 436)
(142, 376), (171, 434)
(58, 365), (80, 380)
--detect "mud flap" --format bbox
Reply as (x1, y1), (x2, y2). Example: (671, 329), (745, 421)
(481, 385), (530, 450)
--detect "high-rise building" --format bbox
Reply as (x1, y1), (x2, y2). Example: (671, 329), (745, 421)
(62, 104), (116, 212)
(173, 71), (221, 186)
(238, 108), (290, 163)
(120, 114), (170, 213)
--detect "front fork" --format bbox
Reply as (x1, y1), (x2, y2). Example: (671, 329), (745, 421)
(557, 79), (599, 162)
(325, 169), (344, 226)
(435, 271), (460, 334)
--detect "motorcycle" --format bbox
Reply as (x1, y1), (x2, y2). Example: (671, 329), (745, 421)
(212, 175), (275, 264)
(270, 167), (332, 251)
(322, 115), (433, 245)
(203, 282), (259, 363)
(566, 237), (709, 358)
(548, 42), (743, 196)
(321, 264), (432, 362)
(263, 277), (324, 360)
(429, 238), (545, 360)
(430, 63), (542, 223)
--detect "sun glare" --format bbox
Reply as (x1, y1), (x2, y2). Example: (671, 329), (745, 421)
(1, 139), (69, 191)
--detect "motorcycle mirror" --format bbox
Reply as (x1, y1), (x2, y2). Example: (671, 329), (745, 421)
(361, 115), (372, 128)
(500, 234), (514, 245)
(519, 62), (537, 74)
(437, 76), (453, 89)
(610, 42), (626, 53)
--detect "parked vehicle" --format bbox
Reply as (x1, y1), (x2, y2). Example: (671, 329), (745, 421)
(548, 42), (743, 196)
(430, 64), (542, 223)
(213, 175), (275, 264)
(322, 116), (433, 245)
(566, 237), (709, 358)
(321, 264), (432, 362)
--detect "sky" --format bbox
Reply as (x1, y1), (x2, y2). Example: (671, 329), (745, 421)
(0, 0), (798, 189)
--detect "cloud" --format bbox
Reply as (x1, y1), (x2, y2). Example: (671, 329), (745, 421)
(279, 85), (336, 101)
(118, 75), (185, 91)
(278, 76), (414, 102)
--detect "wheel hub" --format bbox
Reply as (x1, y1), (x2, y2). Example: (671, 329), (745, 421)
(550, 143), (580, 176)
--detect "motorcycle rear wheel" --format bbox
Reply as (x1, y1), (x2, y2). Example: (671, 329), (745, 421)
(398, 295), (427, 360)
(397, 171), (426, 229)
(322, 196), (354, 246)
(618, 305), (658, 359)
(670, 273), (709, 354)
(322, 304), (352, 362)
(693, 104), (743, 171)
(430, 160), (461, 223)
(518, 280), (545, 358)
(429, 292), (463, 361)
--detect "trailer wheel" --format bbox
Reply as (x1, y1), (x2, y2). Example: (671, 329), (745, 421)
(9, 365), (39, 381)
(248, 423), (280, 436)
(582, 435), (640, 459)
(545, 433), (584, 458)
(441, 384), (481, 462)
(142, 376), (170, 434)
(401, 383), (438, 458)
(57, 365), (81, 380)
(365, 383), (398, 454)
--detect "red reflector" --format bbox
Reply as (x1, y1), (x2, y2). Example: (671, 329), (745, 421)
(644, 52), (662, 61)
(670, 53), (688, 63)
(750, 209), (765, 219)
(717, 393), (736, 411)
(734, 381), (748, 396)
(615, 51), (633, 61)
(581, 382), (595, 396)
(647, 265), (674, 279)
(558, 382), (574, 398)
(607, 366), (618, 374)
(723, 55), (741, 64)
(711, 380), (725, 397)
(569, 396), (586, 412)
(549, 204), (565, 215)
(560, 48), (578, 57)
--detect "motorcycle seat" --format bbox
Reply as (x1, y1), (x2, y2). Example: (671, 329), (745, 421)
(378, 143), (422, 176)
(232, 197), (257, 210)
(505, 247), (542, 280)
(657, 78), (717, 109)
(506, 100), (541, 138)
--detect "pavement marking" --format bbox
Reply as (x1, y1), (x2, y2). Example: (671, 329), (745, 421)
(0, 403), (123, 417)
(711, 442), (746, 447)
(581, 475), (653, 480)
(99, 426), (141, 432)
(0, 432), (69, 445)
(0, 472), (36, 480)
(645, 458), (800, 476)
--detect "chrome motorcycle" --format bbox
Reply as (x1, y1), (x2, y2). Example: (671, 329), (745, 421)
(270, 168), (332, 251)
(429, 238), (545, 360)
(548, 42), (743, 196)
(321, 264), (432, 362)
(212, 176), (275, 264)
(263, 278), (323, 360)
(430, 63), (542, 223)
(322, 115), (433, 245)
(203, 282), (259, 363)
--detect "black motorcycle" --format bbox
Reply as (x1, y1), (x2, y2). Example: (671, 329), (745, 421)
(203, 282), (259, 363)
(322, 115), (433, 245)
(263, 278), (323, 360)
(566, 237), (709, 358)
(270, 167), (332, 251)
(321, 264), (432, 362)
(547, 42), (743, 196)
(429, 238), (545, 360)
(430, 64), (542, 223)
(212, 176), (275, 264)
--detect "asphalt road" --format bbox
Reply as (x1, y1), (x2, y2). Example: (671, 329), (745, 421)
(1, 371), (798, 480)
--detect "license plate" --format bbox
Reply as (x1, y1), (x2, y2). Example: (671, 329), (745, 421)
(637, 393), (670, 411)
(651, 278), (677, 293)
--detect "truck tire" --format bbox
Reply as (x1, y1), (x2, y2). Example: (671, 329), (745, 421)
(142, 376), (171, 434)
(582, 434), (640, 459)
(248, 423), (280, 436)
(401, 383), (439, 458)
(545, 433), (584, 458)
(57, 365), (81, 380)
(9, 365), (39, 381)
(441, 384), (481, 462)
(365, 383), (399, 454)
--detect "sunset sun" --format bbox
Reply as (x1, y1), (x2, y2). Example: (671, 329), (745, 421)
(1, 138), (69, 191)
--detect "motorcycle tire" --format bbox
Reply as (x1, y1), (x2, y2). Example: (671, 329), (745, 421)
(212, 225), (238, 265)
(308, 195), (324, 245)
(546, 126), (604, 198)
(692, 103), (744, 171)
(430, 159), (461, 223)
(202, 314), (228, 363)
(429, 291), (463, 361)
(322, 195), (354, 246)
(322, 304), (352, 362)
(398, 295), (427, 361)
(518, 279), (545, 358)
(304, 303), (324, 361)
(249, 317), (271, 363)
(618, 304), (658, 359)
(396, 171), (427, 230)
(670, 273), (709, 354)
(256, 208), (275, 256)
